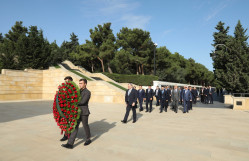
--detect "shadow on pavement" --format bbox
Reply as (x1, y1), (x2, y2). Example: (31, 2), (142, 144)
(0, 101), (53, 123)
(74, 119), (116, 148)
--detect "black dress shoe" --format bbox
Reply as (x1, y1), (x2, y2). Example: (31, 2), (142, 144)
(183, 112), (186, 113)
(60, 136), (68, 141)
(61, 143), (73, 149)
(84, 139), (92, 146)
(149, 111), (151, 113)
(145, 110), (148, 112)
(132, 120), (136, 123)
(121, 120), (127, 123)
(160, 111), (162, 113)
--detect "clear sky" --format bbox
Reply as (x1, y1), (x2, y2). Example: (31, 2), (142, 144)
(1, 0), (249, 71)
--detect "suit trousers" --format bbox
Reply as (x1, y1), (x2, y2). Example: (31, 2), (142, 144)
(172, 100), (178, 112)
(201, 95), (204, 103)
(68, 115), (91, 145)
(156, 96), (160, 106)
(160, 99), (166, 112)
(123, 104), (136, 122)
(139, 98), (143, 111)
(204, 95), (208, 104)
(183, 100), (189, 113)
(209, 94), (213, 104)
(146, 99), (152, 111)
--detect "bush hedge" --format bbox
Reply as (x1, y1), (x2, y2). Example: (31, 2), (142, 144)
(103, 73), (158, 86)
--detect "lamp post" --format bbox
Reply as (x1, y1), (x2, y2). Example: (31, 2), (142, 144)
(154, 43), (157, 75)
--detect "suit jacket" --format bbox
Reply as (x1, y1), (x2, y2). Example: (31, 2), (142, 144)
(182, 89), (192, 101)
(155, 89), (161, 97)
(200, 89), (204, 95)
(78, 88), (91, 115)
(159, 89), (166, 100)
(172, 89), (180, 101)
(125, 88), (138, 106)
(145, 88), (154, 100)
(204, 88), (208, 95)
(138, 89), (145, 100)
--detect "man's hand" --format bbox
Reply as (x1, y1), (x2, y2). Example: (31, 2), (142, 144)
(150, 98), (152, 100)
(132, 102), (135, 107)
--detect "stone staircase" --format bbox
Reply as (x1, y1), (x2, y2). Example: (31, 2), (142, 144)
(59, 61), (125, 104)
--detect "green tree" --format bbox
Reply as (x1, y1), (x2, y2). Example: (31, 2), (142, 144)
(116, 27), (154, 75)
(88, 23), (116, 73)
(211, 20), (249, 93)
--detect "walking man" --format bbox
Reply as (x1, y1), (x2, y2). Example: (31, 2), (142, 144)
(121, 83), (138, 123)
(62, 79), (92, 149)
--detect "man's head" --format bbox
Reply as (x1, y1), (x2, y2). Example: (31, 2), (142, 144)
(79, 79), (87, 89)
(148, 86), (151, 89)
(194, 87), (196, 89)
(156, 86), (159, 89)
(161, 86), (164, 90)
(184, 86), (187, 90)
(174, 85), (177, 89)
(166, 86), (169, 89)
(128, 83), (133, 89)
(139, 85), (142, 90)
(64, 76), (73, 82)
(188, 86), (191, 90)
(133, 86), (136, 89)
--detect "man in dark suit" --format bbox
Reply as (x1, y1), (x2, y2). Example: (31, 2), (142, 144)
(137, 85), (145, 111)
(159, 86), (166, 113)
(165, 86), (171, 110)
(204, 87), (209, 104)
(182, 86), (192, 113)
(200, 87), (204, 103)
(62, 79), (92, 149)
(192, 87), (198, 104)
(188, 86), (193, 110)
(155, 86), (161, 106)
(179, 87), (183, 105)
(208, 86), (214, 104)
(172, 85), (180, 113)
(145, 86), (154, 112)
(121, 83), (138, 123)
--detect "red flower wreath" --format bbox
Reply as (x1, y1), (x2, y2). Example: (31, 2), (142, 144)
(52, 81), (81, 137)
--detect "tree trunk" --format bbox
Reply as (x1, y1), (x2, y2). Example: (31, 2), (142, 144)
(136, 64), (139, 75)
(138, 64), (142, 74)
(91, 62), (94, 73)
(108, 62), (113, 74)
(141, 64), (144, 75)
(97, 57), (105, 72)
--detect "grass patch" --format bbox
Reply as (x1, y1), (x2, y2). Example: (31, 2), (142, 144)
(69, 70), (93, 81)
(54, 65), (61, 68)
(103, 72), (158, 86)
(107, 81), (126, 91)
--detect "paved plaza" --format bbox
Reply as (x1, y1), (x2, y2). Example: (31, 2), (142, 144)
(0, 100), (249, 161)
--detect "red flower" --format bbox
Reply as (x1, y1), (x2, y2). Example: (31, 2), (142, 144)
(68, 105), (71, 108)
(74, 91), (77, 94)
(73, 119), (75, 122)
(71, 100), (74, 103)
(75, 99), (78, 102)
(72, 105), (75, 109)
(76, 107), (78, 110)
(71, 96), (74, 99)
(67, 111), (70, 114)
(67, 96), (70, 98)
(71, 123), (74, 126)
(69, 119), (72, 121)
(62, 83), (65, 85)
(70, 115), (73, 118)
(74, 115), (77, 118)
(73, 87), (76, 91)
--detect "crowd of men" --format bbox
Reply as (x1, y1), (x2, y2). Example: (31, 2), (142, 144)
(121, 84), (215, 124)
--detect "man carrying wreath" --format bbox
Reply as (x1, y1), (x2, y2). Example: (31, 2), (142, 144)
(62, 78), (92, 149)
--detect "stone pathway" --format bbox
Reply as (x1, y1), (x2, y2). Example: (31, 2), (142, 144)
(0, 101), (249, 161)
